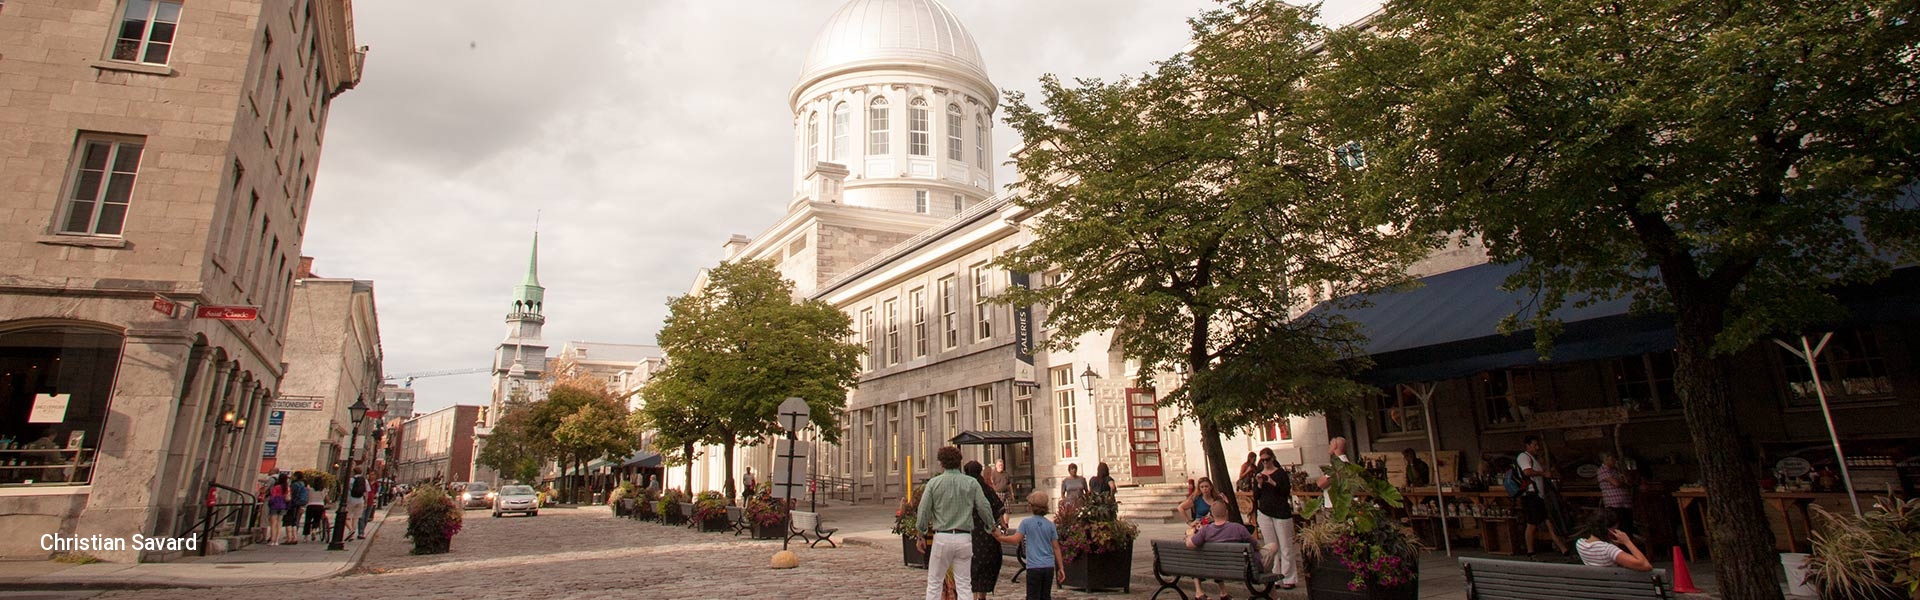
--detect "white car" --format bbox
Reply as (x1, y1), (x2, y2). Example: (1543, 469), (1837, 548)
(492, 485), (538, 518)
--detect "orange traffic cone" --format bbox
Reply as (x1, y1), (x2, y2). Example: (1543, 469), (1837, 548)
(1671, 546), (1701, 593)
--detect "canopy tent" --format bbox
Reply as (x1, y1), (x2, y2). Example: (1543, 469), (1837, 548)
(951, 430), (1036, 500)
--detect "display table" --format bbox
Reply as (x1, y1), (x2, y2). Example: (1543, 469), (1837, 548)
(1671, 489), (1848, 560)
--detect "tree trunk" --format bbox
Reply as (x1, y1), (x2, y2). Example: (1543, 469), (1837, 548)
(1188, 308), (1244, 525)
(1673, 304), (1783, 600)
(683, 442), (695, 492)
(723, 438), (737, 503)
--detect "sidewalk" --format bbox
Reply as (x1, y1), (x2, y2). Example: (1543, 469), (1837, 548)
(0, 505), (395, 590)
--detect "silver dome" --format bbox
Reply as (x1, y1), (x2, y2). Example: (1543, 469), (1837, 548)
(800, 0), (989, 85)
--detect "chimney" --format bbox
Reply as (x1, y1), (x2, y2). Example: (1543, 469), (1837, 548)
(722, 234), (752, 260)
(297, 256), (317, 279)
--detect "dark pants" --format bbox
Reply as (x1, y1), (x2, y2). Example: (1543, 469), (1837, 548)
(1025, 567), (1054, 600)
(302, 505), (325, 536)
(1609, 506), (1636, 535)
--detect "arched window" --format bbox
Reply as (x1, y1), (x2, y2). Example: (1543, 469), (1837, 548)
(946, 104), (964, 161)
(806, 111), (819, 162)
(908, 98), (931, 157)
(0, 325), (124, 486)
(868, 97), (891, 155)
(831, 102), (850, 162)
(975, 114), (987, 166)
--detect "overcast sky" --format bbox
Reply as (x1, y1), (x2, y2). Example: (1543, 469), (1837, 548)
(300, 0), (1383, 416)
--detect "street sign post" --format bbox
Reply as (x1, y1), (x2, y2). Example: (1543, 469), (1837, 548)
(773, 397), (810, 550)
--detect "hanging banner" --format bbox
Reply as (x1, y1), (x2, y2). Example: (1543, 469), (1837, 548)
(1011, 271), (1036, 387)
(262, 410), (284, 459)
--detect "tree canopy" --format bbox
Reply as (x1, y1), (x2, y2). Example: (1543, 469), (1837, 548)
(996, 0), (1431, 522)
(1320, 0), (1918, 597)
(641, 259), (862, 498)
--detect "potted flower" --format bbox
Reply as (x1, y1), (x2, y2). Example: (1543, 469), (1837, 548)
(635, 485), (661, 521)
(745, 490), (790, 539)
(657, 488), (689, 525)
(892, 486), (928, 568)
(692, 491), (731, 532)
(1057, 491), (1137, 592)
(403, 486), (463, 555)
(1298, 459), (1420, 599)
(1805, 495), (1918, 600)
(609, 481), (636, 517)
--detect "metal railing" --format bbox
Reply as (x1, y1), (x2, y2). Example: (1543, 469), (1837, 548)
(810, 475), (856, 503)
(183, 482), (258, 556)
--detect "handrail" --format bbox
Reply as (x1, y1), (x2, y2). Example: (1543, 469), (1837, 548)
(183, 482), (262, 556)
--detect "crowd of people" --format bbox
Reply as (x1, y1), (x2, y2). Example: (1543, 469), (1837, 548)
(258, 467), (376, 546)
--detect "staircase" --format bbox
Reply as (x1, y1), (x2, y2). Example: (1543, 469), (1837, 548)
(1115, 483), (1189, 524)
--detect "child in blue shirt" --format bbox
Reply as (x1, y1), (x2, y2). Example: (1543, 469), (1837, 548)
(995, 490), (1064, 600)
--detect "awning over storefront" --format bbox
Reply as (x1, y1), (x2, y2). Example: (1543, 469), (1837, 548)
(620, 450), (662, 469)
(1315, 261), (1672, 385)
(950, 431), (1034, 445)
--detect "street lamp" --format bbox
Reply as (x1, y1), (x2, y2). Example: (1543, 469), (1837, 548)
(370, 427), (387, 507)
(328, 396), (369, 551)
(1080, 365), (1100, 393)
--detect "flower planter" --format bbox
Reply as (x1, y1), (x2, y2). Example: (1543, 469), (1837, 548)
(902, 535), (929, 568)
(662, 503), (688, 526)
(699, 515), (732, 532)
(1306, 559), (1418, 600)
(1060, 543), (1132, 593)
(750, 517), (788, 540)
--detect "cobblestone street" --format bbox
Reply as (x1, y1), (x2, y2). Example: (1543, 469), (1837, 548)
(87, 505), (1250, 600)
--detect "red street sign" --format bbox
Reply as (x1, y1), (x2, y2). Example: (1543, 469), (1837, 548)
(365, 410), (387, 421)
(195, 305), (259, 321)
(151, 294), (177, 318)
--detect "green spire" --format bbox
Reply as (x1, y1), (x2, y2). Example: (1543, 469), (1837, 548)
(523, 231), (540, 287)
(510, 232), (544, 315)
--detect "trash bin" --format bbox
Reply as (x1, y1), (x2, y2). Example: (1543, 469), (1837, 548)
(1780, 552), (1815, 597)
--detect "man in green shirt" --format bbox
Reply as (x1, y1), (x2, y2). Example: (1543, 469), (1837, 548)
(917, 446), (992, 600)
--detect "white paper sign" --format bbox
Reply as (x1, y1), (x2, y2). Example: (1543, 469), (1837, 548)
(29, 394), (70, 424)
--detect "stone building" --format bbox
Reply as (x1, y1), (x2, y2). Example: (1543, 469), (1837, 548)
(268, 258), (381, 475)
(659, 0), (1333, 505)
(489, 234), (547, 426)
(393, 404), (481, 486)
(0, 0), (361, 560)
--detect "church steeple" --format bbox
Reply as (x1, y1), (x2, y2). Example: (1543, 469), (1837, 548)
(510, 233), (544, 319)
(493, 229), (550, 424)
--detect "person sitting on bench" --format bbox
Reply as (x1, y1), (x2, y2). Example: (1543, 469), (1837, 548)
(1186, 511), (1255, 600)
(1575, 509), (1651, 572)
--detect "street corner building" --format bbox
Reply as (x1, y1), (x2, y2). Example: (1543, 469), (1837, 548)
(0, 0), (363, 561)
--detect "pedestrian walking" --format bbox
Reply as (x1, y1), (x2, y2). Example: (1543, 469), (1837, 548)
(304, 478), (328, 541)
(741, 467), (757, 501)
(264, 473), (290, 546)
(918, 446), (994, 600)
(989, 459), (1012, 506)
(964, 460), (1007, 597)
(1253, 448), (1300, 589)
(1089, 462), (1113, 496)
(283, 472), (307, 545)
(993, 491), (1064, 600)
(1057, 463), (1087, 513)
(1596, 452), (1636, 535)
(1516, 435), (1571, 555)
(346, 469), (368, 540)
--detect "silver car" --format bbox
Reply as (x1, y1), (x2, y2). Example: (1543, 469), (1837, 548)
(456, 482), (493, 510)
(492, 484), (538, 517)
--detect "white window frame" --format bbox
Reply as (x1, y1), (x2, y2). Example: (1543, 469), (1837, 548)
(971, 263), (993, 341)
(868, 97), (891, 155)
(860, 308), (875, 371)
(887, 403), (901, 474)
(913, 398), (928, 469)
(953, 194), (964, 213)
(910, 287), (927, 358)
(939, 276), (959, 349)
(56, 135), (145, 237)
(112, 0), (183, 65)
(975, 115), (987, 166)
(974, 385), (994, 431)
(884, 298), (900, 366)
(806, 111), (819, 163)
(1257, 419), (1294, 443)
(1052, 366), (1078, 460)
(908, 98), (931, 156)
(942, 392), (959, 443)
(915, 190), (929, 214)
(831, 102), (850, 163)
(947, 104), (964, 161)
(862, 410), (876, 475)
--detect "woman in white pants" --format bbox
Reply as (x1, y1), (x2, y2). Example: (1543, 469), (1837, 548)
(1252, 449), (1301, 589)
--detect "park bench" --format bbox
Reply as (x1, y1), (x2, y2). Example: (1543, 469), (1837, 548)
(786, 510), (838, 548)
(1460, 556), (1671, 600)
(1149, 539), (1278, 600)
(678, 502), (696, 529)
(1001, 540), (1027, 582)
(727, 506), (748, 536)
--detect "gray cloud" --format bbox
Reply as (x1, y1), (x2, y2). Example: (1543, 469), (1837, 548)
(301, 0), (1380, 413)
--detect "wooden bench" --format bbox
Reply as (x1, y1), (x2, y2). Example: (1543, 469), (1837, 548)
(1150, 539), (1278, 600)
(1460, 557), (1671, 599)
(1001, 540), (1027, 582)
(787, 510), (838, 548)
(678, 502), (696, 529)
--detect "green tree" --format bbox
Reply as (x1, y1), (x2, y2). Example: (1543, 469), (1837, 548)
(475, 397), (543, 484)
(647, 259), (861, 500)
(996, 1), (1428, 524)
(554, 392), (637, 492)
(1321, 1), (1918, 597)
(633, 388), (709, 492)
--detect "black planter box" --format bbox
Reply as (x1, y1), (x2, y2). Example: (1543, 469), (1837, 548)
(660, 504), (687, 525)
(750, 517), (788, 540)
(1061, 543), (1132, 593)
(699, 514), (731, 532)
(1306, 559), (1418, 600)
(902, 535), (929, 568)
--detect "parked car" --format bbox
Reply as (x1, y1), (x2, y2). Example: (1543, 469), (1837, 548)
(456, 482), (494, 509)
(492, 484), (539, 518)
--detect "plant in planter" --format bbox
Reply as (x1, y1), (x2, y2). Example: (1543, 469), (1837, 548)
(692, 491), (731, 532)
(745, 490), (789, 539)
(609, 482), (636, 517)
(634, 485), (661, 521)
(403, 485), (464, 555)
(1057, 491), (1137, 592)
(892, 485), (928, 568)
(1806, 495), (1919, 600)
(1298, 459), (1420, 599)
(657, 488), (689, 525)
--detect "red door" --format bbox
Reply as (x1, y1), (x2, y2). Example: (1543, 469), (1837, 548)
(1127, 389), (1163, 478)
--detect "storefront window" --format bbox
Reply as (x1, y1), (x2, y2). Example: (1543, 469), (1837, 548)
(1778, 329), (1893, 405)
(1376, 386), (1425, 436)
(1, 326), (123, 486)
(1479, 368), (1537, 427)
(1612, 352), (1676, 412)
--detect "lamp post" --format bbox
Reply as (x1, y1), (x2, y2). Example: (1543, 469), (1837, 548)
(1081, 365), (1101, 447)
(370, 426), (387, 507)
(328, 397), (369, 551)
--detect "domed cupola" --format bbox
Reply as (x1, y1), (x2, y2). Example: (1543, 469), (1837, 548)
(788, 0), (997, 217)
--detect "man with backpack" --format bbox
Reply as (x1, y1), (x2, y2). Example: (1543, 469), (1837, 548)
(1513, 435), (1570, 556)
(346, 469), (368, 540)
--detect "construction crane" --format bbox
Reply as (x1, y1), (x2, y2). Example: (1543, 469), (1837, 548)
(383, 367), (491, 387)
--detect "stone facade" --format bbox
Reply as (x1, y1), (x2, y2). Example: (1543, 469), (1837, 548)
(393, 404), (480, 486)
(0, 0), (360, 561)
(272, 273), (381, 475)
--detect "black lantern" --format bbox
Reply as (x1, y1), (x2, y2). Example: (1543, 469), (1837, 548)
(1080, 365), (1100, 393)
